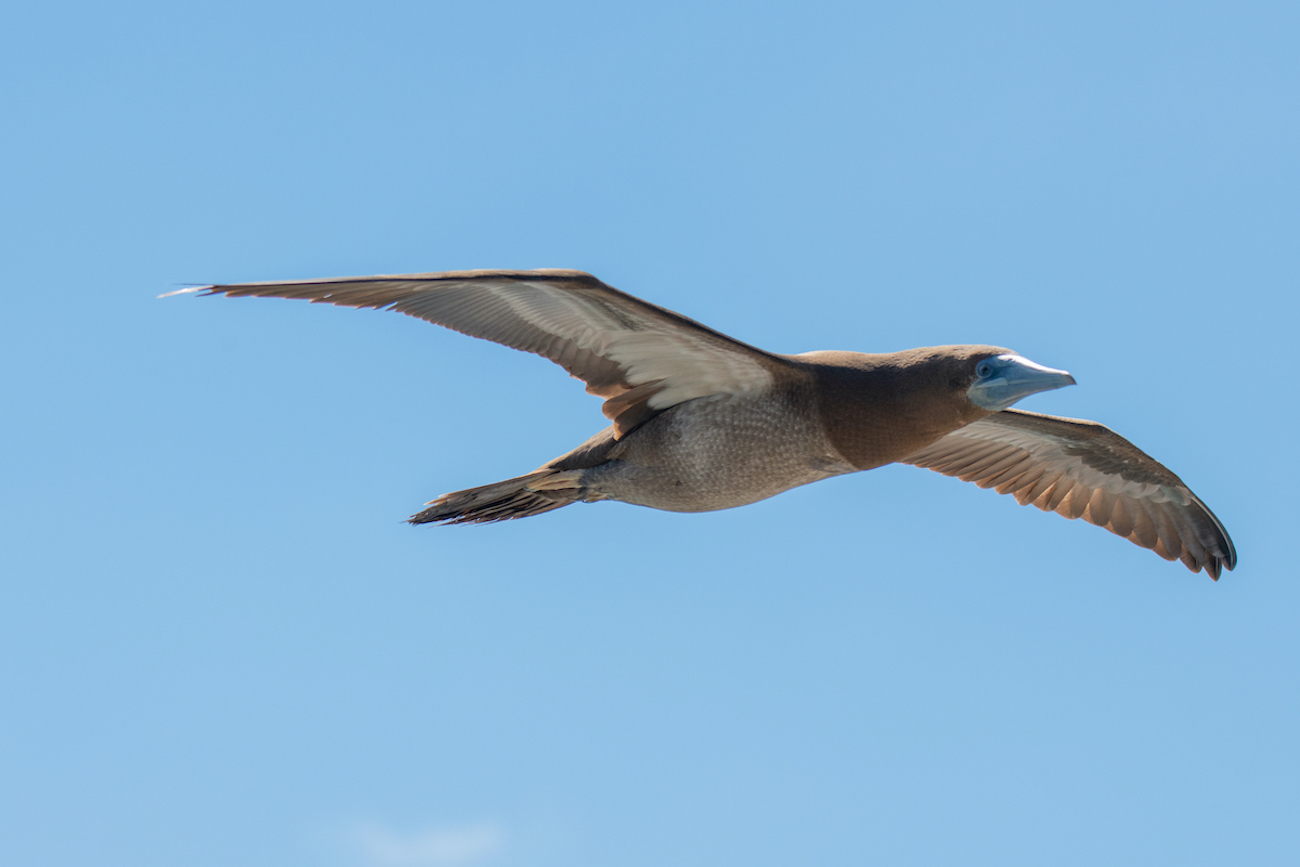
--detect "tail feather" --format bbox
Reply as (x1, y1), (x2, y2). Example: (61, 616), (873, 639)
(409, 470), (582, 525)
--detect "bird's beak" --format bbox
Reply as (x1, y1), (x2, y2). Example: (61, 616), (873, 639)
(968, 354), (1076, 412)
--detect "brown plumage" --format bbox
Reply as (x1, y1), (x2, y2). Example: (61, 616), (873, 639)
(166, 268), (1237, 579)
(901, 410), (1234, 577)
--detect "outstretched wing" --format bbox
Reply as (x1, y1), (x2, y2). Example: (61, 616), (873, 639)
(901, 409), (1236, 579)
(170, 269), (793, 436)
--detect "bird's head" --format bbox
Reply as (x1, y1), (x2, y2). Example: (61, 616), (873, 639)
(962, 349), (1076, 412)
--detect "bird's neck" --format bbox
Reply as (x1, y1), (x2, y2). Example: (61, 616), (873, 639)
(797, 351), (988, 470)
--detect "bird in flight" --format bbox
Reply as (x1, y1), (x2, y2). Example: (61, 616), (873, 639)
(166, 269), (1236, 579)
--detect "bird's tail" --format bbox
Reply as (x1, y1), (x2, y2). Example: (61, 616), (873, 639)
(408, 469), (585, 525)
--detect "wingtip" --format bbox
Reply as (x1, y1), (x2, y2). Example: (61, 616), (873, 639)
(1203, 529), (1236, 581)
(1205, 553), (1235, 581)
(158, 286), (212, 299)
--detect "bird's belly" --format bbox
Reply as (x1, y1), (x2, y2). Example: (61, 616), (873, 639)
(581, 395), (854, 512)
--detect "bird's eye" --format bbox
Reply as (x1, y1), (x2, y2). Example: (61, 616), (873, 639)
(976, 360), (995, 379)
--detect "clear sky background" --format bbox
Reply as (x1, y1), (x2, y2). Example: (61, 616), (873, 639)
(2, 2), (1296, 865)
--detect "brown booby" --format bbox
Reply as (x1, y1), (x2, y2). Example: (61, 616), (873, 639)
(167, 269), (1237, 579)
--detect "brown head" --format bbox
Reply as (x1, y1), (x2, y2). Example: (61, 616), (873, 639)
(794, 345), (1076, 470)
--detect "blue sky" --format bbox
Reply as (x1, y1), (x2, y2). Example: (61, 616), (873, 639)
(2, 2), (1296, 865)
